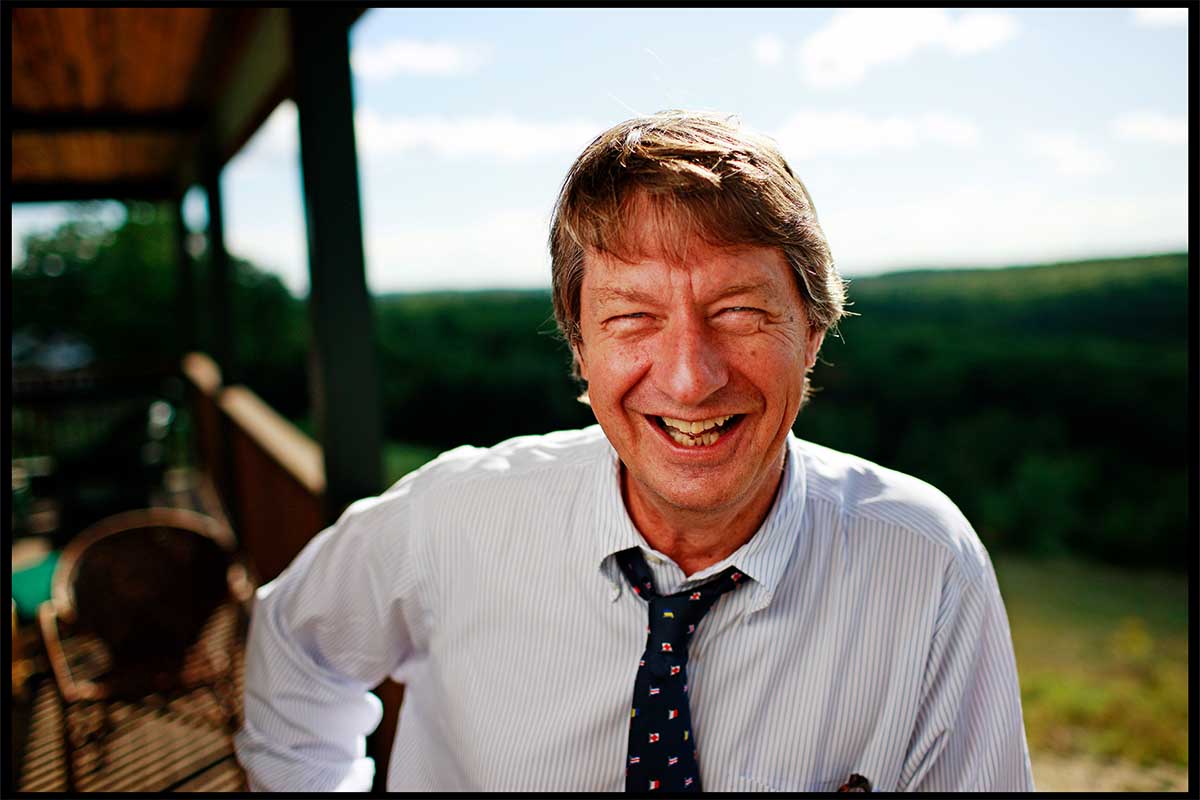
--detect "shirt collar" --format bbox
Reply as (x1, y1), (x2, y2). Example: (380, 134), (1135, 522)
(589, 431), (808, 610)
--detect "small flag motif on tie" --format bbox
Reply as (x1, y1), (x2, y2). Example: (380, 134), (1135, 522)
(640, 659), (645, 667)
(631, 708), (638, 718)
(668, 709), (679, 719)
(670, 665), (681, 675)
(684, 729), (690, 741)
(633, 586), (641, 596)
(649, 733), (660, 743)
(649, 687), (660, 695)
(668, 756), (679, 766)
(629, 756), (640, 765)
(661, 642), (673, 652)
(690, 592), (702, 600)
(649, 780), (660, 790)
(663, 610), (674, 618)
(683, 683), (688, 692)
(684, 777), (694, 787)
(732, 572), (743, 582)
(687, 624), (695, 633)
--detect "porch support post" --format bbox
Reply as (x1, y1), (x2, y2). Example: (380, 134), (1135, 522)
(203, 160), (235, 383)
(289, 8), (384, 521)
(173, 196), (197, 353)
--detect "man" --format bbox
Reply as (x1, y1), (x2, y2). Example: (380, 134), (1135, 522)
(235, 111), (1034, 792)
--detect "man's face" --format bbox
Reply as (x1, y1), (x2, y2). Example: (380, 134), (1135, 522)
(575, 218), (824, 521)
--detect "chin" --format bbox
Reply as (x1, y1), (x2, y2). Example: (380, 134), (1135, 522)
(639, 474), (748, 515)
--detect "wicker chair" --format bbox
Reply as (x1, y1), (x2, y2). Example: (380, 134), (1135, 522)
(38, 508), (253, 791)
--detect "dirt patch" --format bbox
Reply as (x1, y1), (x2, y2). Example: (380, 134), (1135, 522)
(1032, 752), (1188, 792)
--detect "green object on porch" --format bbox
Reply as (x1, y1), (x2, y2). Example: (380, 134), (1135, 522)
(12, 550), (58, 621)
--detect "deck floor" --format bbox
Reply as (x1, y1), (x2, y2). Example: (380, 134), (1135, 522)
(17, 604), (248, 792)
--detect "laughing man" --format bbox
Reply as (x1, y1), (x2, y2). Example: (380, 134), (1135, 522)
(235, 111), (1035, 792)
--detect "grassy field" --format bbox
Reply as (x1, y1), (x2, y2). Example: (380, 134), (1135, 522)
(995, 554), (1188, 768)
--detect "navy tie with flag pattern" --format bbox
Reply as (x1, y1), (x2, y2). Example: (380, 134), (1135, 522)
(617, 547), (748, 793)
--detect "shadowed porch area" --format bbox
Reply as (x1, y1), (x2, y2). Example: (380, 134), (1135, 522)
(8, 6), (403, 793)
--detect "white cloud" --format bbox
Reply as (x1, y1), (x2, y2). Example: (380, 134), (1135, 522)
(823, 185), (1188, 276)
(800, 9), (1018, 89)
(1111, 110), (1187, 146)
(1026, 132), (1112, 177)
(354, 110), (602, 161)
(752, 34), (785, 66)
(226, 208), (555, 294)
(772, 109), (980, 160)
(236, 105), (604, 171)
(351, 38), (488, 79)
(1132, 8), (1189, 28)
(364, 209), (552, 292)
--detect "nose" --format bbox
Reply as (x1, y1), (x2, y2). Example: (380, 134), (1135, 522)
(655, 313), (728, 407)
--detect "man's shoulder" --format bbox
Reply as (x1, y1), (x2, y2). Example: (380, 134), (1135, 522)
(793, 436), (988, 575)
(384, 425), (610, 498)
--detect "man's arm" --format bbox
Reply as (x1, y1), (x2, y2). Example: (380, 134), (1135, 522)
(898, 552), (1035, 791)
(234, 492), (421, 792)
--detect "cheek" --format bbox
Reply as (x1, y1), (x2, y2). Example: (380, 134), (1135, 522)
(736, 341), (806, 392)
(587, 342), (652, 395)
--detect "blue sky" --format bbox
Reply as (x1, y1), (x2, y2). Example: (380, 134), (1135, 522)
(10, 7), (1190, 297)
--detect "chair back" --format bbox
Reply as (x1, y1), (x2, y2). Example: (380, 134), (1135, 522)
(52, 509), (236, 688)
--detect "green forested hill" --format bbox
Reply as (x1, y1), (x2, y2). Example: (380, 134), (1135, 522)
(800, 252), (1187, 567)
(373, 252), (1188, 568)
(843, 253), (1186, 341)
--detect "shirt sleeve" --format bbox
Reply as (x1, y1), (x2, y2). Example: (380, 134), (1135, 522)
(898, 551), (1035, 792)
(233, 490), (422, 792)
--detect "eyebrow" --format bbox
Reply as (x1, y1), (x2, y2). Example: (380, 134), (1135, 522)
(710, 282), (774, 301)
(590, 286), (662, 308)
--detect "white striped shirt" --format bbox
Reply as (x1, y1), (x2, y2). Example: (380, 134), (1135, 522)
(235, 425), (1034, 792)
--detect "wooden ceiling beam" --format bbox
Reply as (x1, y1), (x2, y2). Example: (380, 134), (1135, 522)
(174, 8), (293, 194)
(173, 7), (367, 195)
(10, 179), (178, 203)
(10, 110), (206, 134)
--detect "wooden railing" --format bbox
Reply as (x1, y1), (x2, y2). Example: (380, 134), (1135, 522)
(219, 386), (326, 584)
(182, 353), (230, 511)
(181, 353), (325, 584)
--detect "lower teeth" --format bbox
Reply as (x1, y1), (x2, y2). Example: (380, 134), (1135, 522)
(667, 428), (720, 447)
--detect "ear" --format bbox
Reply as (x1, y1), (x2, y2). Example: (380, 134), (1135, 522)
(804, 328), (825, 371)
(573, 340), (589, 382)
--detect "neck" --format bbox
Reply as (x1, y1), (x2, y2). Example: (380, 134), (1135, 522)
(621, 451), (786, 577)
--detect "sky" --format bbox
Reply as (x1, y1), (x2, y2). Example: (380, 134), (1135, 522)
(9, 7), (1191, 297)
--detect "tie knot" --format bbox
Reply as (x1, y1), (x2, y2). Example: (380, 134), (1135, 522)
(616, 548), (748, 649)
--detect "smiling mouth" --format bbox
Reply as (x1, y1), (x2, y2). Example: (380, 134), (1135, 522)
(653, 414), (743, 447)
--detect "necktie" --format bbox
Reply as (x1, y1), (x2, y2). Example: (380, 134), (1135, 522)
(617, 547), (748, 793)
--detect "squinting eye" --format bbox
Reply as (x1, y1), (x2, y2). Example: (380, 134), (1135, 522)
(721, 307), (762, 315)
(604, 312), (652, 326)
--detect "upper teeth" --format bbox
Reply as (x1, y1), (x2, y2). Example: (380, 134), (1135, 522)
(661, 415), (732, 434)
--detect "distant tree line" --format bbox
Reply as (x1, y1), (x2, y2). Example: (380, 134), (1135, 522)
(11, 203), (309, 416)
(11, 205), (1187, 570)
